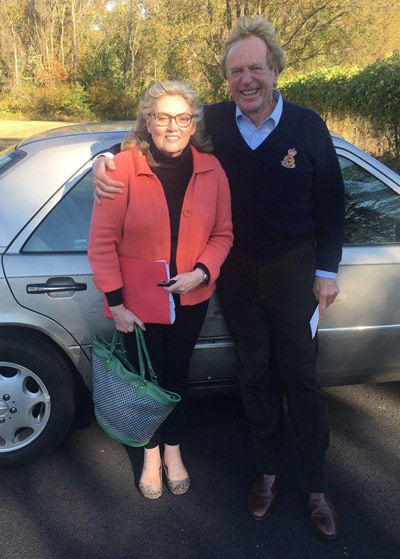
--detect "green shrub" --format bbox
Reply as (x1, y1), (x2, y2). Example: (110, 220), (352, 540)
(345, 56), (400, 154)
(0, 86), (35, 117)
(280, 67), (359, 117)
(280, 57), (400, 156)
(33, 83), (94, 120)
(87, 82), (137, 120)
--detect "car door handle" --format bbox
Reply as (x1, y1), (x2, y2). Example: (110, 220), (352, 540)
(26, 282), (87, 294)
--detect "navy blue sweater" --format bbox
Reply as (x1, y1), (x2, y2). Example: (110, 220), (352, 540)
(204, 100), (345, 272)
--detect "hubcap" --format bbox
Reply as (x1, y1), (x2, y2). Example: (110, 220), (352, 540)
(0, 400), (8, 416)
(0, 362), (51, 452)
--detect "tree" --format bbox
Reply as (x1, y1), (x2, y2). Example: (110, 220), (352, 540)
(0, 0), (399, 119)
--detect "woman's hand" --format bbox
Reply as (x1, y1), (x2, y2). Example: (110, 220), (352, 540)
(165, 269), (205, 296)
(109, 304), (146, 332)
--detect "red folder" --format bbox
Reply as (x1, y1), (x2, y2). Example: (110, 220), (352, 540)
(104, 257), (174, 324)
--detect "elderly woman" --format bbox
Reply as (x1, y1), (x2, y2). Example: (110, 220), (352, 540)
(88, 80), (233, 499)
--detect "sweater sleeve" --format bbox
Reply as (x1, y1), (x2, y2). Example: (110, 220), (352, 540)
(309, 116), (345, 273)
(88, 152), (131, 292)
(105, 288), (124, 306)
(195, 163), (234, 281)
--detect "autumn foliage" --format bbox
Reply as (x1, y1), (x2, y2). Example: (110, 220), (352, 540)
(0, 1), (399, 154)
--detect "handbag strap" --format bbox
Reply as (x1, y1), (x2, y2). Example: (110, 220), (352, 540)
(109, 330), (136, 373)
(111, 329), (122, 352)
(110, 328), (158, 383)
(134, 326), (158, 383)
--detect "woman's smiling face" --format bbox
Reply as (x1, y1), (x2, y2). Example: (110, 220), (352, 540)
(146, 95), (196, 157)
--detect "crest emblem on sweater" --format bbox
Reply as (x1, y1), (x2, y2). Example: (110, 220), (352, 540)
(281, 148), (297, 168)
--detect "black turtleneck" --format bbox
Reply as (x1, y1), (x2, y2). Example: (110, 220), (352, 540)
(150, 139), (193, 277)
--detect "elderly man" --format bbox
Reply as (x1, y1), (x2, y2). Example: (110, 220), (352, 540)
(93, 15), (344, 540)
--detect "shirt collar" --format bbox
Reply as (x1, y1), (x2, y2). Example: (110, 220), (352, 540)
(235, 91), (283, 129)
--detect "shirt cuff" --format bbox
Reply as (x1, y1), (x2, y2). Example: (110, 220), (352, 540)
(93, 151), (115, 164)
(194, 262), (210, 284)
(105, 288), (123, 307)
(315, 269), (336, 279)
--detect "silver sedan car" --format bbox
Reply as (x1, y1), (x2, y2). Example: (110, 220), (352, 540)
(1, 123), (400, 466)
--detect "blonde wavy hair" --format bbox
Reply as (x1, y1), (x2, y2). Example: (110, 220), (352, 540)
(221, 15), (286, 78)
(122, 80), (213, 165)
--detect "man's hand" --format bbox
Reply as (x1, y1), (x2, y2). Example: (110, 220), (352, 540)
(109, 304), (145, 332)
(313, 276), (339, 318)
(93, 156), (124, 204)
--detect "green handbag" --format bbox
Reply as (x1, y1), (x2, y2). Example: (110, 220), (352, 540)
(92, 327), (181, 447)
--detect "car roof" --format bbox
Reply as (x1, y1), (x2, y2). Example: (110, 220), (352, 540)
(18, 121), (133, 148)
(332, 134), (400, 186)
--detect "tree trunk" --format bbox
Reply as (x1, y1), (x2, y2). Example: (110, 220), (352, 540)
(122, 0), (134, 86)
(71, 0), (78, 78)
(60, 1), (66, 67)
(10, 24), (20, 88)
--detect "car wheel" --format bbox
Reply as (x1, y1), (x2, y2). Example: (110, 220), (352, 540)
(0, 337), (75, 466)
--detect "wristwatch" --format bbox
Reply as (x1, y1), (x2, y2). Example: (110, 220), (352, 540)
(201, 270), (209, 284)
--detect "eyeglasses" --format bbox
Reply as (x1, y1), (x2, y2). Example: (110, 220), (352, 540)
(151, 112), (193, 128)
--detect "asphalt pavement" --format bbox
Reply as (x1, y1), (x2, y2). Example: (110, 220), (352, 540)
(2, 382), (400, 559)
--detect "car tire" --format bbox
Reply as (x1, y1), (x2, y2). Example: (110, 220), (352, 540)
(0, 337), (75, 467)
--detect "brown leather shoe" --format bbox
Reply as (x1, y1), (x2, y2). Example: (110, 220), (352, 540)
(306, 492), (338, 540)
(248, 474), (279, 520)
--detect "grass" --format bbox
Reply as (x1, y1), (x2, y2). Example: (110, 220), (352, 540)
(0, 119), (80, 138)
(0, 119), (81, 151)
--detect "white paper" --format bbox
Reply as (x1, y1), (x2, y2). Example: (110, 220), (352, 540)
(169, 296), (176, 324)
(155, 260), (176, 324)
(310, 304), (319, 339)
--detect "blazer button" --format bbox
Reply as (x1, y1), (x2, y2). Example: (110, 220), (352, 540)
(183, 209), (192, 217)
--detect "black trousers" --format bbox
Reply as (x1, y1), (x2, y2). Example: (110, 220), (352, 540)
(217, 241), (329, 492)
(124, 296), (208, 449)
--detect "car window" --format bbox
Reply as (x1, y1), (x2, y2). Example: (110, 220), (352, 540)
(339, 155), (400, 244)
(23, 170), (94, 252)
(20, 152), (400, 251)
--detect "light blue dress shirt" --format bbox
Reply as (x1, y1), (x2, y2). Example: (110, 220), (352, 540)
(235, 92), (335, 279)
(236, 92), (283, 149)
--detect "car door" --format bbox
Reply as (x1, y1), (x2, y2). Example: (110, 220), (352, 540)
(3, 164), (114, 359)
(317, 144), (400, 385)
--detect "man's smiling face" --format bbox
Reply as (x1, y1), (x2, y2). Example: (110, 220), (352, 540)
(225, 35), (278, 127)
